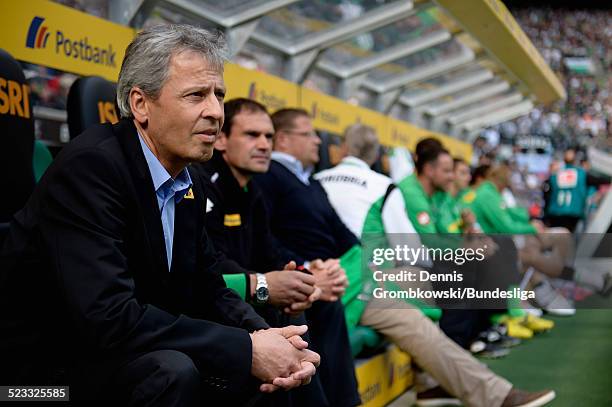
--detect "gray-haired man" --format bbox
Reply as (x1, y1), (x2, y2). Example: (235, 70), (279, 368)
(0, 25), (318, 406)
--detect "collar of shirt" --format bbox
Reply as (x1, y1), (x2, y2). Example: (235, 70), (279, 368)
(137, 134), (192, 206)
(271, 151), (313, 185)
(340, 156), (370, 170)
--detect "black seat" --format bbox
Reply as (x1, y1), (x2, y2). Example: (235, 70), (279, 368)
(66, 76), (118, 138)
(0, 49), (35, 231)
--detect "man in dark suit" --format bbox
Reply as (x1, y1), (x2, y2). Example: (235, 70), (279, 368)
(0, 25), (318, 406)
(192, 98), (357, 406)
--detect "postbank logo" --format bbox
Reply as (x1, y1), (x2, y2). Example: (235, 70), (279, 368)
(310, 101), (340, 127)
(25, 17), (50, 49)
(247, 82), (287, 112)
(24, 15), (117, 68)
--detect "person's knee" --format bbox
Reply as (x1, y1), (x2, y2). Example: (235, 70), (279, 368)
(151, 350), (200, 388)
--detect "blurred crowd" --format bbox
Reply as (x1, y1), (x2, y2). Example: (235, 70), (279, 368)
(491, 7), (611, 150)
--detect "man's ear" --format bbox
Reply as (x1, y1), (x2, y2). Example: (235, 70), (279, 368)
(130, 87), (149, 125)
(273, 131), (287, 151)
(215, 131), (228, 151)
(423, 161), (433, 177)
(339, 142), (349, 158)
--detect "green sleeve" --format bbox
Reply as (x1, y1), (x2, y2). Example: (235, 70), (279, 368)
(398, 184), (461, 248)
(507, 206), (530, 223)
(340, 244), (368, 329)
(477, 191), (536, 234)
(223, 273), (248, 301)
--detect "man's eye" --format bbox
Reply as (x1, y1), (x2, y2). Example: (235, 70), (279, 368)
(215, 91), (226, 100)
(187, 92), (203, 99)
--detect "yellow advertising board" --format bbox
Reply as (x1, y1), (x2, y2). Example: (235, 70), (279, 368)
(224, 63), (299, 113)
(387, 118), (472, 161)
(299, 87), (358, 135)
(354, 106), (388, 144)
(0, 0), (135, 82)
(0, 0), (471, 159)
(429, 133), (472, 162)
(387, 118), (426, 150)
(355, 345), (413, 407)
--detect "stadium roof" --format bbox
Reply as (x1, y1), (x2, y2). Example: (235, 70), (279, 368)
(109, 0), (566, 141)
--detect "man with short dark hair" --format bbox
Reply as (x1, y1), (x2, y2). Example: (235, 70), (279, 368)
(192, 98), (336, 406)
(0, 25), (318, 406)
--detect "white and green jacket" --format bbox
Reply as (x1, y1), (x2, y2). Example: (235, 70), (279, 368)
(315, 157), (438, 326)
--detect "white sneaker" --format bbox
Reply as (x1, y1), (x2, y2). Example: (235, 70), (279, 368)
(534, 280), (576, 316)
(521, 300), (543, 317)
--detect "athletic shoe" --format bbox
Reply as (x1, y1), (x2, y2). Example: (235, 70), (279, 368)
(520, 300), (543, 317)
(503, 317), (534, 339)
(551, 278), (594, 301)
(416, 386), (461, 406)
(469, 340), (510, 358)
(534, 280), (576, 316)
(501, 388), (556, 407)
(521, 314), (554, 333)
(482, 325), (522, 348)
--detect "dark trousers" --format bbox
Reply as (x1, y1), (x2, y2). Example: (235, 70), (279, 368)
(438, 236), (520, 348)
(439, 309), (498, 348)
(66, 350), (258, 407)
(253, 306), (329, 407)
(2, 349), (258, 407)
(546, 215), (580, 233)
(305, 300), (361, 407)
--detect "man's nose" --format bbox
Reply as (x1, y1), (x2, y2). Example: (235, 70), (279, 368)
(256, 134), (272, 149)
(203, 94), (223, 123)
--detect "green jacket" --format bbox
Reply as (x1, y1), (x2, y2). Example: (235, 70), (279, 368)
(397, 174), (461, 248)
(397, 174), (437, 234)
(432, 191), (463, 234)
(461, 181), (536, 234)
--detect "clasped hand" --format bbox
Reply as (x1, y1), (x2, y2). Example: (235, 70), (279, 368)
(250, 325), (320, 393)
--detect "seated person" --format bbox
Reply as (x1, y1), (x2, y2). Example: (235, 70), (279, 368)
(0, 25), (318, 406)
(192, 98), (355, 406)
(465, 164), (612, 314)
(257, 113), (555, 407)
(398, 140), (509, 349)
(317, 124), (556, 407)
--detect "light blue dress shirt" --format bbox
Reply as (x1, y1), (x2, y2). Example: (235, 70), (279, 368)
(271, 151), (313, 185)
(138, 135), (192, 269)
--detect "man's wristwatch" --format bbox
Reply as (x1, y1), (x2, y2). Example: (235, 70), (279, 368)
(254, 273), (269, 304)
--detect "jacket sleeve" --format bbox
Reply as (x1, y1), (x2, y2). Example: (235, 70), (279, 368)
(253, 172), (308, 265)
(382, 188), (427, 252)
(198, 230), (268, 331)
(252, 191), (287, 272)
(39, 149), (259, 391)
(586, 172), (610, 187)
(477, 190), (537, 234)
(400, 186), (461, 249)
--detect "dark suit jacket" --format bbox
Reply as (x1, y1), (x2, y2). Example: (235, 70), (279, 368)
(0, 119), (267, 391)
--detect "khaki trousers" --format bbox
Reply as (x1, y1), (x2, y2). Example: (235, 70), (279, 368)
(359, 297), (512, 407)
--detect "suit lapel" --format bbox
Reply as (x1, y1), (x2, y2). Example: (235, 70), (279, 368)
(113, 120), (170, 277)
